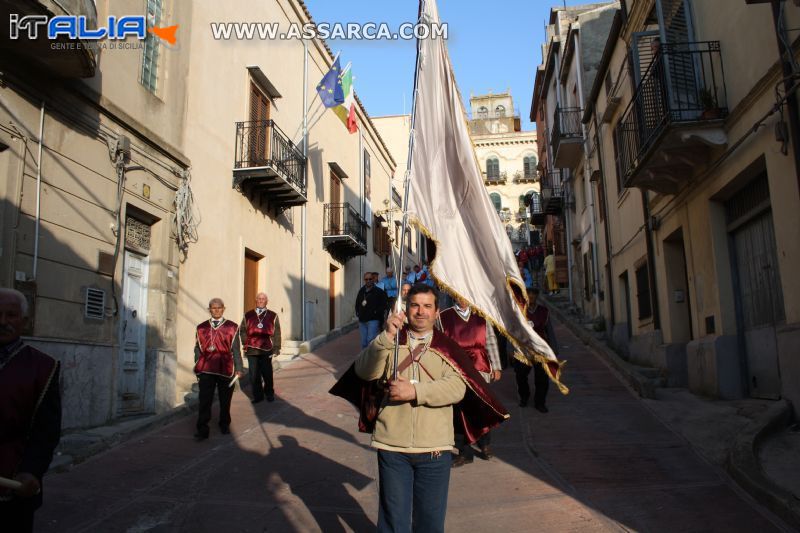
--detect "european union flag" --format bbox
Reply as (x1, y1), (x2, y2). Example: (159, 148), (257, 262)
(316, 56), (345, 108)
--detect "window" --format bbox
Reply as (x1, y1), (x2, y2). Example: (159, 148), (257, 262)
(363, 149), (371, 201)
(373, 215), (390, 255)
(495, 105), (506, 117)
(489, 192), (502, 212)
(486, 157), (499, 179)
(528, 191), (541, 213)
(140, 0), (163, 93)
(635, 261), (652, 320)
(478, 106), (488, 119)
(518, 194), (527, 210)
(523, 156), (537, 178)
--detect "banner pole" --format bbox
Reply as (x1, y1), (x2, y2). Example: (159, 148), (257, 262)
(393, 0), (426, 380)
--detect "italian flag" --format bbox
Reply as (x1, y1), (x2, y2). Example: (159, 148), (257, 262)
(333, 64), (358, 134)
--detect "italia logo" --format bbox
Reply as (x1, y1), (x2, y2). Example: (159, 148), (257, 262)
(9, 14), (178, 44)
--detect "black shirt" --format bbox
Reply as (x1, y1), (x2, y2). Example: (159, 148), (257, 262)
(355, 285), (388, 323)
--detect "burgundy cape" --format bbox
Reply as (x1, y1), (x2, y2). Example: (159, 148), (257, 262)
(0, 344), (59, 499)
(329, 328), (509, 444)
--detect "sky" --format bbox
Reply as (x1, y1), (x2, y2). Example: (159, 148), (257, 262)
(302, 0), (598, 131)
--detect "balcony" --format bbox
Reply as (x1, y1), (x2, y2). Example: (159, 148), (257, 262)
(513, 170), (538, 184)
(516, 208), (529, 222)
(550, 104), (584, 168)
(541, 170), (565, 215)
(527, 193), (546, 226)
(615, 41), (728, 194)
(323, 203), (368, 260)
(233, 120), (307, 209)
(392, 186), (402, 207)
(0, 0), (98, 77)
(483, 171), (507, 185)
(498, 210), (512, 223)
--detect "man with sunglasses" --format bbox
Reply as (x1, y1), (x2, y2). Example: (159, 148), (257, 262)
(355, 272), (388, 348)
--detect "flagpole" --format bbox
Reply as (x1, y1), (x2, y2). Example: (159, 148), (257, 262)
(392, 0), (427, 380)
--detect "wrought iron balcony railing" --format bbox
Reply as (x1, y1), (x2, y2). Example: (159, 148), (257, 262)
(234, 120), (307, 198)
(541, 170), (565, 214)
(615, 41), (728, 189)
(550, 104), (583, 163)
(323, 203), (368, 256)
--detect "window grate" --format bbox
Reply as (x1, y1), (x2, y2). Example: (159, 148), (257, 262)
(126, 216), (151, 251)
(85, 288), (105, 320)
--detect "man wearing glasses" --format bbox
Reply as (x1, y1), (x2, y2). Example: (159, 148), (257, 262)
(355, 273), (388, 348)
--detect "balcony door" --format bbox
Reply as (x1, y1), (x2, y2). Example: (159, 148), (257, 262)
(330, 170), (342, 233)
(249, 82), (270, 165)
(655, 0), (700, 117)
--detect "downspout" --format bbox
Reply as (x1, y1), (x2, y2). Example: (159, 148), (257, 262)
(33, 102), (45, 280)
(301, 40), (308, 340)
(591, 114), (615, 329)
(574, 30), (602, 317)
(641, 190), (661, 330)
(564, 176), (574, 306)
(359, 127), (364, 287)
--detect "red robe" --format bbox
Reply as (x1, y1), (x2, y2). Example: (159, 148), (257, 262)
(438, 307), (491, 373)
(0, 344), (59, 500)
(194, 320), (239, 377)
(242, 309), (277, 352)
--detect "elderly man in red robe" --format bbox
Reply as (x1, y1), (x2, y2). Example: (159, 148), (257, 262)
(0, 288), (61, 532)
(194, 297), (244, 441)
(239, 292), (281, 404)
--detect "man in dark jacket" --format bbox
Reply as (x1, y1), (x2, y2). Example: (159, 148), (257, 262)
(355, 273), (388, 348)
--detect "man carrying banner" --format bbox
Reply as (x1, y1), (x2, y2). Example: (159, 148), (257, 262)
(438, 298), (502, 467)
(239, 292), (281, 404)
(194, 298), (244, 440)
(331, 284), (508, 532)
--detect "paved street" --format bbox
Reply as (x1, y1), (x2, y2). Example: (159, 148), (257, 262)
(37, 322), (788, 532)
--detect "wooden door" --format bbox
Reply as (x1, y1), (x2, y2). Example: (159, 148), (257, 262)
(330, 171), (342, 233)
(249, 83), (270, 164)
(244, 250), (260, 314)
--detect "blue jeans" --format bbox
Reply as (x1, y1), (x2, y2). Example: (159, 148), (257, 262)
(359, 320), (381, 348)
(377, 449), (452, 533)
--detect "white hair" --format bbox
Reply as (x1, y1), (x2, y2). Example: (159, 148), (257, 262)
(0, 288), (29, 316)
(208, 297), (225, 308)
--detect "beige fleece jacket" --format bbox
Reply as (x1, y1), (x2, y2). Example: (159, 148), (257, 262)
(355, 331), (466, 452)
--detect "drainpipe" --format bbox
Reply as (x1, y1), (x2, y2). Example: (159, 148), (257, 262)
(301, 40), (308, 340)
(641, 190), (661, 330)
(591, 115), (615, 329)
(32, 102), (45, 280)
(574, 31), (602, 318)
(564, 176), (575, 307)
(359, 128), (364, 288)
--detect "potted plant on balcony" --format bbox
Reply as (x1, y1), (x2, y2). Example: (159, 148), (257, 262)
(699, 88), (721, 120)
